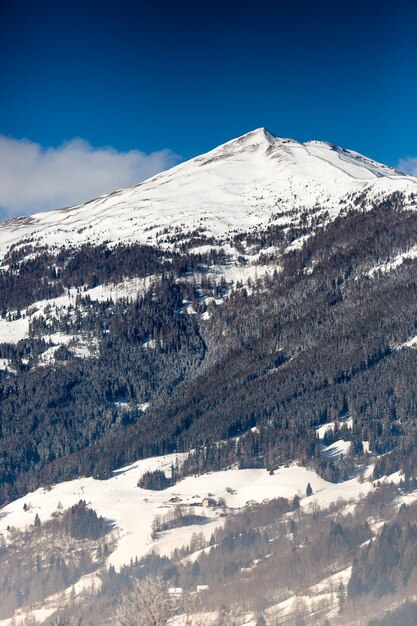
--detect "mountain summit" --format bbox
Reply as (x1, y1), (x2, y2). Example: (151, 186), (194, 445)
(0, 129), (415, 260)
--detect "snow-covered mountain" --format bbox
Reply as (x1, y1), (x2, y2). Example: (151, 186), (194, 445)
(0, 128), (415, 260)
(4, 130), (417, 626)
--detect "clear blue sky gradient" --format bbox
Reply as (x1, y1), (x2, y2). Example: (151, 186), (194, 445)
(1, 0), (416, 165)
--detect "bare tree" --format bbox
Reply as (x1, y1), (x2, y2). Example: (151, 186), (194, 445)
(114, 577), (172, 626)
(114, 577), (208, 626)
(48, 617), (83, 626)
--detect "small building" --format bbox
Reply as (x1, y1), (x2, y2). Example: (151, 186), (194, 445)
(168, 496), (182, 504)
(168, 587), (183, 596)
(202, 497), (217, 508)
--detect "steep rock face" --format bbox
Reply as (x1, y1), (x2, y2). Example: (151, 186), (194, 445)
(0, 128), (415, 260)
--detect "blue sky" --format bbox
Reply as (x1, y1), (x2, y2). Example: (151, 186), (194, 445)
(0, 0), (416, 216)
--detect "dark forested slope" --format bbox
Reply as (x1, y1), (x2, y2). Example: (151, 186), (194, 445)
(1, 198), (417, 501)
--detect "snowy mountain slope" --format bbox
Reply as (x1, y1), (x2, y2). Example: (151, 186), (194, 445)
(3, 132), (417, 625)
(0, 451), (376, 572)
(0, 450), (375, 616)
(0, 447), (406, 626)
(0, 274), (156, 345)
(0, 128), (415, 261)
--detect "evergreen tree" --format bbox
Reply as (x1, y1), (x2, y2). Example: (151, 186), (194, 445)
(292, 495), (300, 511)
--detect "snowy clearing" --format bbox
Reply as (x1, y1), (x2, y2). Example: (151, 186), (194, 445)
(0, 454), (375, 574)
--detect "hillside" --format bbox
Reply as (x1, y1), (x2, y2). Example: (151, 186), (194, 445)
(1, 130), (417, 624)
(0, 128), (416, 260)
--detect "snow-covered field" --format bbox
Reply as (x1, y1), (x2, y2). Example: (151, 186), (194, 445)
(0, 453), (375, 572)
(0, 316), (29, 344)
(0, 447), (404, 626)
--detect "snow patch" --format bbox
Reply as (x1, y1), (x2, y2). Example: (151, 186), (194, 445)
(367, 245), (417, 277)
(0, 316), (29, 344)
(321, 440), (351, 461)
(399, 334), (417, 349)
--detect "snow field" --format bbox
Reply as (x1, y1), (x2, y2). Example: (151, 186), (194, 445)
(0, 129), (415, 263)
(0, 453), (375, 573)
(0, 449), (406, 625)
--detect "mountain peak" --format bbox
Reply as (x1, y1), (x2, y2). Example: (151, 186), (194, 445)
(214, 128), (307, 158)
(0, 128), (416, 260)
(215, 127), (281, 150)
(241, 127), (277, 142)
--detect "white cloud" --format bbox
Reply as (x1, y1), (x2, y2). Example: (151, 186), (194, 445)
(0, 136), (180, 219)
(397, 156), (417, 177)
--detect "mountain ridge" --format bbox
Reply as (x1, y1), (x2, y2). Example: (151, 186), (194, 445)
(0, 128), (416, 263)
